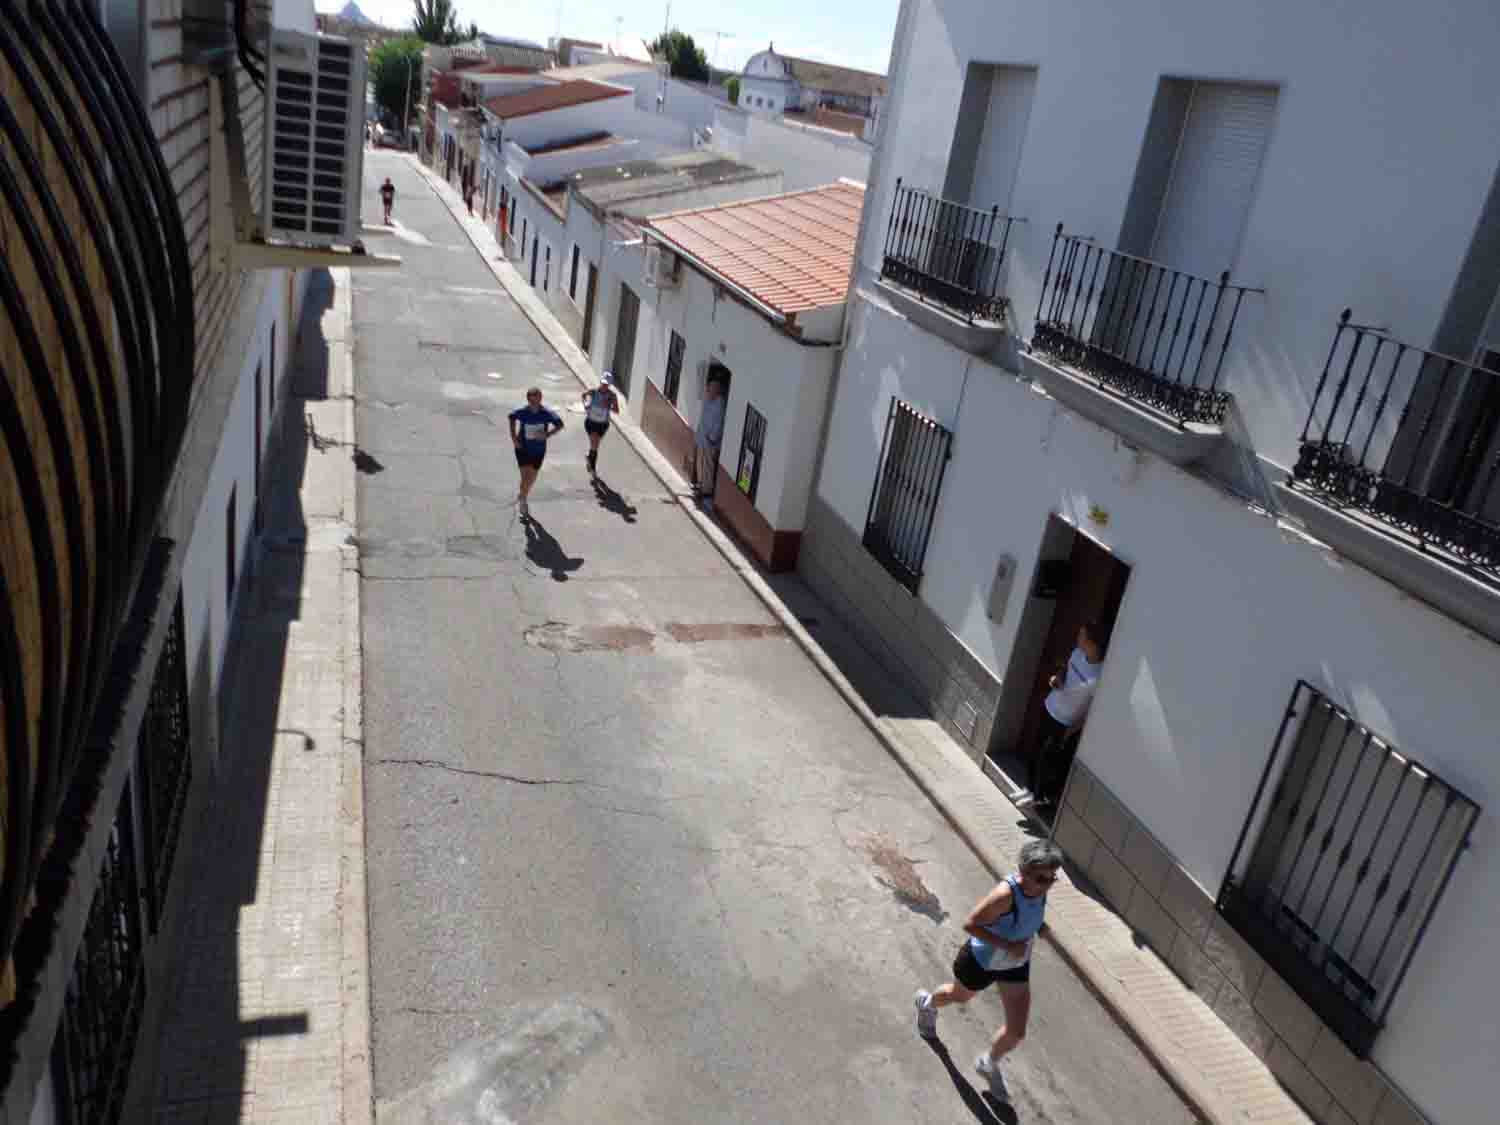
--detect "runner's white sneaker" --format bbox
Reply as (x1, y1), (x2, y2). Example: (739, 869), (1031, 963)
(914, 990), (938, 1040)
(518, 496), (529, 518)
(974, 1054), (1010, 1100)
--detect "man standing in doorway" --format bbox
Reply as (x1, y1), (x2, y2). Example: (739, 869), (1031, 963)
(694, 376), (726, 509)
(509, 387), (564, 520)
(380, 177), (396, 225)
(1030, 623), (1106, 808)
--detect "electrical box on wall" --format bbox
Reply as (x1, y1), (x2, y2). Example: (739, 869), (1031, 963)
(987, 554), (1017, 623)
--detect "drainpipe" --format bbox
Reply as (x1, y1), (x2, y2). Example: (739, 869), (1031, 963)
(806, 0), (918, 520)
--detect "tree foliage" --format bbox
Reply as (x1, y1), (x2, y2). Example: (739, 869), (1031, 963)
(411, 0), (464, 45)
(370, 36), (425, 127)
(725, 76), (740, 104)
(649, 30), (709, 83)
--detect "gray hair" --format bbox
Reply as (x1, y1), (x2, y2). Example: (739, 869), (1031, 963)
(1019, 839), (1065, 872)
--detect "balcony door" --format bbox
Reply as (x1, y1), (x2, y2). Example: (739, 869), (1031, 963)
(1148, 81), (1277, 281)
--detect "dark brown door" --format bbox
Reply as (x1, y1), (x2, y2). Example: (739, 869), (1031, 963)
(253, 363), (263, 533)
(612, 284), (640, 397)
(1017, 528), (1130, 768)
(581, 265), (599, 355)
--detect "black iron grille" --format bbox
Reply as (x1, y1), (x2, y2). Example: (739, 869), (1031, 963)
(1030, 224), (1262, 426)
(880, 179), (1019, 325)
(1291, 310), (1500, 575)
(863, 399), (953, 594)
(1218, 681), (1479, 1057)
(138, 593), (191, 933)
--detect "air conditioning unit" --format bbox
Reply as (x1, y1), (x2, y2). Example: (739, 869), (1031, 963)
(263, 29), (367, 247)
(643, 243), (680, 289)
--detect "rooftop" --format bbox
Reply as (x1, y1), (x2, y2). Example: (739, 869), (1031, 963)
(483, 80), (629, 119)
(644, 182), (865, 318)
(522, 131), (617, 157)
(543, 60), (658, 83)
(783, 55), (887, 99)
(564, 152), (772, 209)
(784, 106), (870, 137)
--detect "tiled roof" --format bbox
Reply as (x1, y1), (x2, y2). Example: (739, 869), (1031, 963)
(644, 182), (864, 318)
(784, 55), (887, 99)
(483, 80), (628, 119)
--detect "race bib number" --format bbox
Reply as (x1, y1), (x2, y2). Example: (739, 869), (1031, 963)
(523, 422), (549, 441)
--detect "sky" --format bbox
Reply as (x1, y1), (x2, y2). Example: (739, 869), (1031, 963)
(316, 0), (900, 75)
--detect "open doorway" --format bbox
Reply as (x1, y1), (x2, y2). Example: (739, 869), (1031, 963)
(989, 516), (1130, 815)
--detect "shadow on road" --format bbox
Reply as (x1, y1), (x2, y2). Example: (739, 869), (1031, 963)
(523, 516), (584, 581)
(590, 476), (637, 522)
(925, 1040), (1019, 1125)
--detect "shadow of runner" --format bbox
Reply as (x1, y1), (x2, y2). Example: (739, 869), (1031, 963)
(925, 1040), (1019, 1125)
(590, 477), (637, 523)
(523, 517), (584, 581)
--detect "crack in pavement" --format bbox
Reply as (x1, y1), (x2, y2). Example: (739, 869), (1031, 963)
(369, 757), (594, 787)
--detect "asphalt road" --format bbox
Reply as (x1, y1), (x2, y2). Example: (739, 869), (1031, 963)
(356, 150), (1197, 1125)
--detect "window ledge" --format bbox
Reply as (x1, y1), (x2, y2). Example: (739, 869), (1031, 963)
(1021, 351), (1224, 466)
(874, 278), (1017, 366)
(1275, 481), (1500, 645)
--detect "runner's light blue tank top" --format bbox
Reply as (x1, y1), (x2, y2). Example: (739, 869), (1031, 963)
(968, 873), (1048, 967)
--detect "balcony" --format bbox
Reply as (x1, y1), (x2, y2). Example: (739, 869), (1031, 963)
(1023, 225), (1262, 465)
(1277, 312), (1500, 641)
(877, 180), (1020, 361)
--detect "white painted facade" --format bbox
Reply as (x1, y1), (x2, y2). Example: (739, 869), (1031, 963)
(816, 2), (1500, 1122)
(635, 251), (843, 534)
(709, 105), (871, 191)
(740, 47), (800, 116)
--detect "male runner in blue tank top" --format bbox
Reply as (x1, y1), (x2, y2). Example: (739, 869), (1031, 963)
(914, 839), (1064, 1098)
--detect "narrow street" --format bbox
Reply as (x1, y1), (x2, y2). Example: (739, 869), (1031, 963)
(355, 150), (1197, 1124)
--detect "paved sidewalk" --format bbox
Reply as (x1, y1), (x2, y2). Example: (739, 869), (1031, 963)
(154, 269), (370, 1123)
(414, 157), (1313, 1125)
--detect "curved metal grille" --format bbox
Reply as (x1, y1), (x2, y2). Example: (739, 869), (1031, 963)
(0, 0), (195, 988)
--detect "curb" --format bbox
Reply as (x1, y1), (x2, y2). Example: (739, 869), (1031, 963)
(331, 265), (374, 1125)
(415, 158), (1232, 1125)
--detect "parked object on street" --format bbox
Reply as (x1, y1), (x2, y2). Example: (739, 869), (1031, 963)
(914, 840), (1063, 1098)
(694, 375), (726, 506)
(581, 372), (620, 478)
(509, 387), (564, 518)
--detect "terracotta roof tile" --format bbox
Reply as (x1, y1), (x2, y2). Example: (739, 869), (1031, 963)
(645, 183), (864, 318)
(483, 80), (629, 119)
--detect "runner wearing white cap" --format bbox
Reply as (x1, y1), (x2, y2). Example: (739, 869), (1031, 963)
(581, 373), (620, 478)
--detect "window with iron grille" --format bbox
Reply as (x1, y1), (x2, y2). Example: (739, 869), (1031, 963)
(1218, 681), (1480, 1057)
(569, 245), (581, 300)
(862, 399), (953, 593)
(53, 784), (146, 1125)
(663, 331), (685, 405)
(138, 593), (191, 934)
(736, 404), (766, 503)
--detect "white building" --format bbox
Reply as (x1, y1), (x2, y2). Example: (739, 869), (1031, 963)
(635, 183), (865, 569)
(708, 104), (871, 191)
(804, 2), (1500, 1123)
(553, 154), (782, 396)
(739, 44), (887, 121)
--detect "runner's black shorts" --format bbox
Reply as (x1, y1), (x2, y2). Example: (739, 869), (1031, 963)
(515, 448), (545, 469)
(953, 943), (1030, 989)
(585, 420), (610, 436)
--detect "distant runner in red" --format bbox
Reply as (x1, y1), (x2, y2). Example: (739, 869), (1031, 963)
(380, 177), (395, 225)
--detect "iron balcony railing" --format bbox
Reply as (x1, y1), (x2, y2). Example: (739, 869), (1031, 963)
(880, 179), (1021, 325)
(1218, 681), (1479, 1057)
(1292, 311), (1500, 574)
(1031, 225), (1263, 427)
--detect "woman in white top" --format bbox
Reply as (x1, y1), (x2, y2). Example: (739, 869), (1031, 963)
(580, 372), (620, 479)
(1032, 622), (1105, 805)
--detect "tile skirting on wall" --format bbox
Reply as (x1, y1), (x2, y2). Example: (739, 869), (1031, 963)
(799, 495), (1004, 756)
(1053, 762), (1431, 1125)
